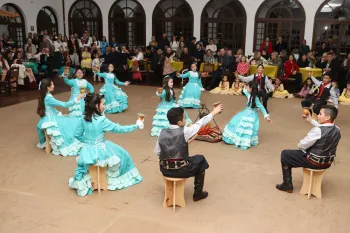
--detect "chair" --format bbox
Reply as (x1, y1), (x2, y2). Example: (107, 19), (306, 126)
(0, 74), (11, 96)
(300, 168), (327, 199)
(9, 66), (19, 92)
(44, 130), (51, 155)
(163, 176), (186, 212)
(88, 165), (108, 195)
(202, 63), (214, 88)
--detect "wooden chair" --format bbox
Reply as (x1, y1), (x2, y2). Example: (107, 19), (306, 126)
(202, 63), (214, 88)
(88, 166), (108, 195)
(300, 168), (327, 199)
(163, 176), (186, 212)
(44, 130), (51, 155)
(0, 76), (11, 96)
(9, 66), (19, 92)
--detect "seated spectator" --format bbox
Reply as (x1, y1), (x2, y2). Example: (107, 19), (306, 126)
(24, 38), (37, 57)
(260, 36), (273, 55)
(206, 39), (217, 55)
(284, 54), (302, 89)
(203, 49), (216, 63)
(170, 35), (179, 52)
(297, 54), (309, 68)
(132, 47), (144, 61)
(248, 51), (268, 65)
(81, 46), (92, 71)
(194, 43), (205, 67)
(298, 39), (310, 57)
(176, 41), (185, 59)
(0, 53), (9, 81)
(180, 47), (194, 70)
(236, 55), (249, 76)
(268, 51), (283, 77)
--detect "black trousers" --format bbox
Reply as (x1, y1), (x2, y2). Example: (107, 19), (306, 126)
(281, 150), (330, 170)
(301, 96), (326, 115)
(207, 69), (223, 90)
(160, 155), (209, 178)
(258, 89), (269, 112)
(289, 73), (303, 89)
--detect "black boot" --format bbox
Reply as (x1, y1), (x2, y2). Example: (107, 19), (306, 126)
(193, 172), (208, 202)
(276, 164), (293, 193)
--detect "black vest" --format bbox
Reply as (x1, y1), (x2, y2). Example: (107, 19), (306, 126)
(158, 127), (189, 161)
(308, 126), (341, 159)
(253, 74), (266, 91)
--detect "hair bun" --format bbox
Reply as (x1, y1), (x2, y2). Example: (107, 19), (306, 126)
(84, 93), (94, 103)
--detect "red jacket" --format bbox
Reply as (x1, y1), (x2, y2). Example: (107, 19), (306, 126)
(260, 41), (273, 54)
(284, 61), (299, 79)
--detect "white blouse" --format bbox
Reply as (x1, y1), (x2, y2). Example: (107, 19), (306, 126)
(206, 44), (217, 54)
(170, 41), (179, 51)
(53, 41), (63, 52)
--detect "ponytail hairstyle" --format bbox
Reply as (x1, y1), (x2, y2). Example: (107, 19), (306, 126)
(36, 78), (52, 118)
(163, 76), (175, 102)
(247, 81), (258, 109)
(84, 93), (105, 122)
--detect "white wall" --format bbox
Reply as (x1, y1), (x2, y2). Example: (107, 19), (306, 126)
(0, 0), (63, 36)
(1, 0), (327, 54)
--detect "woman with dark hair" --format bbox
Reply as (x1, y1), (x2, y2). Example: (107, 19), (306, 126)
(284, 54), (302, 89)
(63, 68), (94, 117)
(52, 34), (63, 70)
(100, 36), (109, 55)
(297, 54), (309, 68)
(69, 93), (144, 196)
(36, 79), (85, 156)
(151, 76), (192, 137)
(222, 81), (272, 149)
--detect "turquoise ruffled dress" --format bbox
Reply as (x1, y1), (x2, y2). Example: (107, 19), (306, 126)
(222, 89), (269, 150)
(97, 72), (128, 114)
(64, 77), (94, 117)
(68, 115), (143, 196)
(151, 89), (192, 137)
(177, 71), (203, 108)
(36, 93), (83, 156)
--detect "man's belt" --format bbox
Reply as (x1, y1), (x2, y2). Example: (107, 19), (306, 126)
(160, 160), (188, 170)
(307, 153), (335, 166)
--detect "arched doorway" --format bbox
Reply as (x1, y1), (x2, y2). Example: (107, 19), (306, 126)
(201, 0), (246, 51)
(313, 0), (350, 56)
(37, 7), (58, 36)
(68, 0), (102, 38)
(152, 0), (194, 41)
(108, 0), (146, 49)
(254, 0), (306, 52)
(0, 4), (25, 48)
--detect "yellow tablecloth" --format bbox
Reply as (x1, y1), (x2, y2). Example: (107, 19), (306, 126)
(199, 63), (219, 72)
(249, 65), (278, 78)
(169, 62), (183, 72)
(128, 59), (151, 71)
(300, 68), (323, 82)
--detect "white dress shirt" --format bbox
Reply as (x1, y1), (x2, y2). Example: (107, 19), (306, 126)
(132, 52), (144, 61)
(238, 74), (275, 93)
(298, 123), (335, 152)
(155, 113), (214, 156)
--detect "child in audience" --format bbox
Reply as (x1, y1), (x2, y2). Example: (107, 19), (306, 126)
(236, 56), (249, 76)
(297, 77), (313, 98)
(230, 77), (243, 96)
(272, 77), (293, 99)
(339, 82), (350, 105)
(92, 52), (101, 82)
(210, 75), (230, 94)
(328, 81), (340, 108)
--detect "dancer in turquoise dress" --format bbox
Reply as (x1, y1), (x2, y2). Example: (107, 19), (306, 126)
(222, 81), (272, 149)
(69, 93), (144, 196)
(176, 63), (205, 108)
(36, 79), (85, 156)
(96, 64), (130, 114)
(151, 76), (192, 136)
(63, 68), (94, 117)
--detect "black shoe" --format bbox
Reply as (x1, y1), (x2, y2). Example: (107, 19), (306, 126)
(276, 182), (293, 193)
(193, 191), (209, 202)
(276, 163), (293, 193)
(193, 172), (208, 202)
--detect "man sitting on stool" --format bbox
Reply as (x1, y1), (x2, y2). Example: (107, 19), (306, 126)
(276, 105), (341, 193)
(155, 104), (223, 201)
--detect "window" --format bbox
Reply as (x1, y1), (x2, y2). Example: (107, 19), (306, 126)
(201, 0), (246, 51)
(109, 0), (146, 49)
(69, 0), (102, 38)
(37, 7), (58, 36)
(0, 4), (25, 48)
(314, 0), (350, 56)
(254, 0), (305, 52)
(153, 0), (194, 41)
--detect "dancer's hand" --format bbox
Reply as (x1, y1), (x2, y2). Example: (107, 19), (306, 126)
(77, 93), (85, 100)
(305, 113), (312, 122)
(266, 117), (273, 124)
(211, 104), (223, 116)
(200, 88), (205, 91)
(125, 81), (131, 86)
(136, 119), (144, 129)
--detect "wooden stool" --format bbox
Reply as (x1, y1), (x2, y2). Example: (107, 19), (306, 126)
(163, 177), (186, 212)
(44, 130), (51, 155)
(88, 166), (108, 195)
(300, 168), (326, 199)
